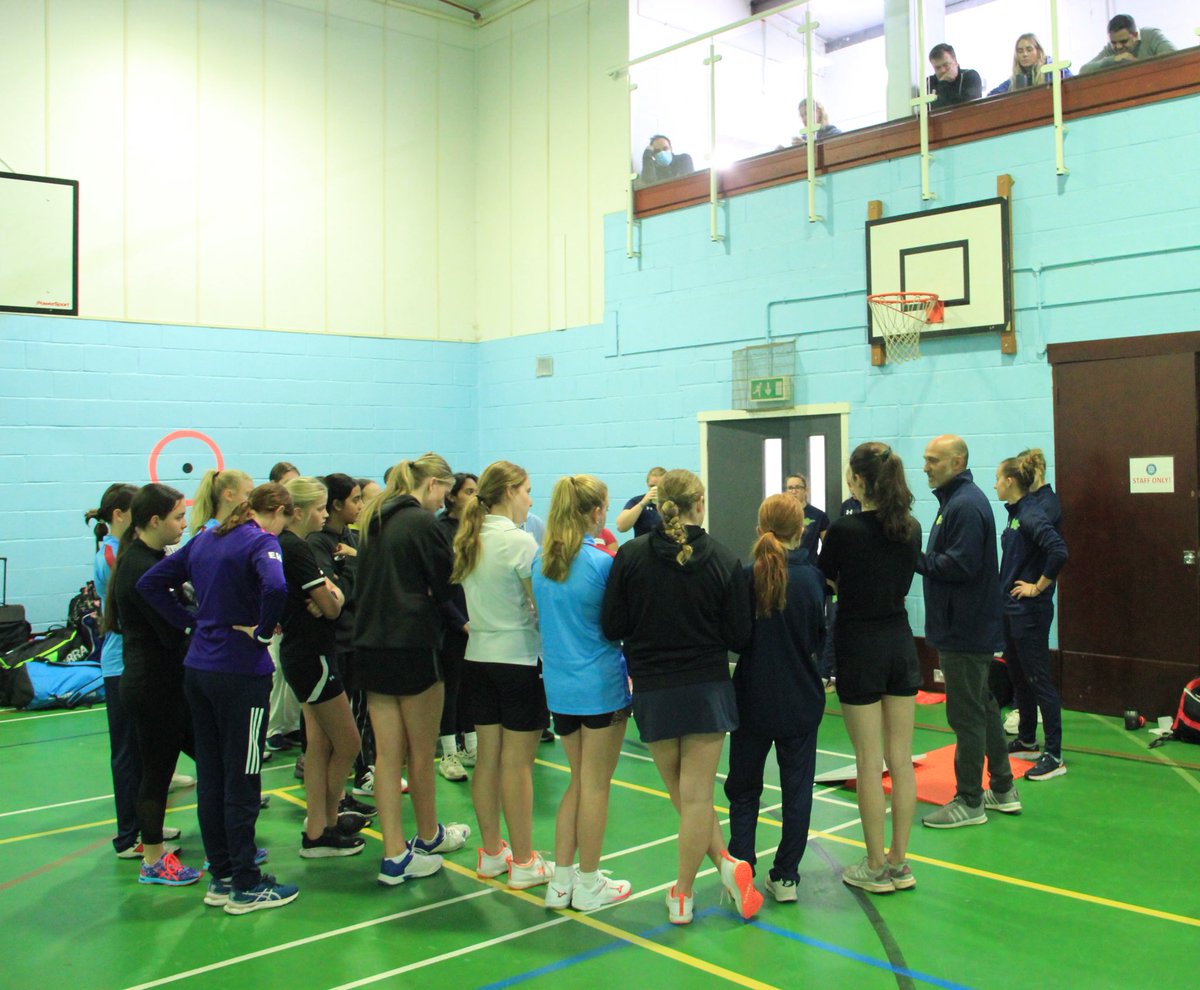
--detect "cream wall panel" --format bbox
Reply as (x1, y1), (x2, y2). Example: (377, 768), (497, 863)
(326, 15), (386, 336)
(547, 4), (591, 332)
(384, 30), (440, 340)
(509, 19), (550, 336)
(435, 43), (477, 341)
(45, 0), (126, 319)
(328, 0), (385, 28)
(263, 0), (326, 333)
(124, 0), (199, 325)
(475, 35), (513, 339)
(0, 3), (47, 177)
(197, 0), (265, 329)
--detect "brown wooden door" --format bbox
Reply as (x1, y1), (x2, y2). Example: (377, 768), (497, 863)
(1050, 334), (1200, 716)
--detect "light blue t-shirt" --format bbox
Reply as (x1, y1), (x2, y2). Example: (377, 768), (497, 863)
(531, 542), (630, 716)
(94, 534), (123, 677)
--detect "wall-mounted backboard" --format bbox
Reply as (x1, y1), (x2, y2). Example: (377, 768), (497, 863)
(0, 173), (79, 316)
(866, 197), (1010, 344)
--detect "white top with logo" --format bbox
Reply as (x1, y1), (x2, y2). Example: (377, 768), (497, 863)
(462, 515), (541, 666)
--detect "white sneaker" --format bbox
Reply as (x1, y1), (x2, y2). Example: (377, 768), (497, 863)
(764, 875), (799, 902)
(571, 873), (632, 911)
(459, 748), (477, 768)
(1003, 709), (1042, 735)
(437, 752), (468, 782)
(544, 867), (577, 909)
(352, 767), (375, 796)
(168, 772), (196, 793)
(508, 852), (554, 890)
(477, 840), (512, 878)
(410, 822), (471, 855)
(666, 884), (694, 925)
(719, 853), (764, 919)
(377, 849), (442, 886)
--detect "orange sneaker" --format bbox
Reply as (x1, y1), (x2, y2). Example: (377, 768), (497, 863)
(719, 852), (763, 920)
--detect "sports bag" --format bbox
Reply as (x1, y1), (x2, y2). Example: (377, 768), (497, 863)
(0, 583), (103, 671)
(1149, 676), (1200, 747)
(0, 604), (30, 654)
(0, 659), (105, 710)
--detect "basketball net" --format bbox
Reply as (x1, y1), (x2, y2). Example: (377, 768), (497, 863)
(867, 292), (943, 364)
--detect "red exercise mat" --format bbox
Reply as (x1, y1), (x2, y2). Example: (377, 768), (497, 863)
(846, 743), (1033, 805)
(915, 690), (946, 705)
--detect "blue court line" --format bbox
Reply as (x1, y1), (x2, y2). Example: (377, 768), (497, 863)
(748, 919), (974, 990)
(473, 907), (724, 990)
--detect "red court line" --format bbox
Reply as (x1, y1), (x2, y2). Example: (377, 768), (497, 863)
(0, 835), (112, 892)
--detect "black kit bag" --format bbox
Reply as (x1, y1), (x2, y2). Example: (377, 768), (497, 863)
(1149, 676), (1200, 748)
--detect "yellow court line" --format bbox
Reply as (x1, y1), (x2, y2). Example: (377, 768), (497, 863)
(1086, 711), (1200, 798)
(270, 787), (778, 990)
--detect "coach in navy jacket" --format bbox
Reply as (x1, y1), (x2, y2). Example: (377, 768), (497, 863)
(916, 436), (1014, 827)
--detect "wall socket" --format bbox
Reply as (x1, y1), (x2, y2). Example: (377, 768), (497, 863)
(933, 668), (945, 683)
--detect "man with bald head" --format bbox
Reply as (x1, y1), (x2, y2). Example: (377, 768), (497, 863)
(917, 435), (1018, 828)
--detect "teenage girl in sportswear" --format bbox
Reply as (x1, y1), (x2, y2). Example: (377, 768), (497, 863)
(87, 483), (142, 858)
(532, 475), (633, 911)
(818, 442), (922, 895)
(451, 460), (551, 890)
(436, 473), (479, 781)
(600, 469), (759, 924)
(354, 454), (470, 886)
(995, 452), (1069, 781)
(188, 469), (254, 537)
(139, 483), (298, 915)
(349, 477), (383, 796)
(106, 484), (200, 885)
(724, 494), (825, 903)
(1019, 448), (1061, 530)
(278, 478), (365, 859)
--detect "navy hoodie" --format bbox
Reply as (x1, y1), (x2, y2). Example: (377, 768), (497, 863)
(732, 548), (825, 739)
(999, 497), (1068, 612)
(917, 470), (1003, 653)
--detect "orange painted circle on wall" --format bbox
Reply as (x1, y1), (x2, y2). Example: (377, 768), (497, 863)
(148, 430), (224, 506)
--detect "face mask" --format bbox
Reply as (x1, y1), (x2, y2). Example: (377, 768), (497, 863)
(654, 149), (673, 167)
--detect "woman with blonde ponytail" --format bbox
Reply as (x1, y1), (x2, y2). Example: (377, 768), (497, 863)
(724, 494), (826, 903)
(188, 469), (254, 537)
(451, 461), (552, 891)
(353, 454), (471, 887)
(818, 442), (921, 895)
(600, 469), (759, 925)
(531, 475), (632, 910)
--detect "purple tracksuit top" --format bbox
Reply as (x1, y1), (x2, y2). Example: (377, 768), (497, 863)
(137, 522), (287, 677)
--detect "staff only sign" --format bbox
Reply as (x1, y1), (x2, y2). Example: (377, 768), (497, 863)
(1129, 456), (1175, 494)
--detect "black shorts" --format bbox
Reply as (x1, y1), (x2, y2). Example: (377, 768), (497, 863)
(280, 652), (344, 706)
(834, 618), (920, 706)
(633, 679), (738, 744)
(466, 660), (549, 733)
(355, 647), (441, 698)
(553, 707), (632, 736)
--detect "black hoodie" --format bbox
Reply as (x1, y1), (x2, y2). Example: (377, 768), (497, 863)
(601, 525), (752, 692)
(353, 495), (453, 653)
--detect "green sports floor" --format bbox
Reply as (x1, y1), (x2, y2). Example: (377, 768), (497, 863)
(2, 699), (1196, 990)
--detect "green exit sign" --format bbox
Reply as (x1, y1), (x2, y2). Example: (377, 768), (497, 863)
(749, 376), (791, 402)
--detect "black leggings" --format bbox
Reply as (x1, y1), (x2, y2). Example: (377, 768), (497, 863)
(439, 630), (474, 737)
(122, 664), (194, 847)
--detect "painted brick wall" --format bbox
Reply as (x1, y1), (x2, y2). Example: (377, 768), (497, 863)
(0, 315), (477, 627)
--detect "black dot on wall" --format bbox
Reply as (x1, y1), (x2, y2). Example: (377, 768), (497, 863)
(182, 463), (194, 474)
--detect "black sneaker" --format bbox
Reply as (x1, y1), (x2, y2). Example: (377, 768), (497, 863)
(336, 811), (372, 835)
(339, 795), (376, 817)
(265, 733), (295, 752)
(299, 828), (365, 858)
(540, 728), (555, 744)
(1007, 738), (1040, 759)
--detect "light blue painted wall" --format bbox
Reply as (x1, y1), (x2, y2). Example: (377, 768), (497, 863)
(479, 93), (1200, 641)
(0, 316), (477, 626)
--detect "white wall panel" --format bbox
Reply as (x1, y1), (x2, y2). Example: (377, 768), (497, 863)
(263, 0), (326, 333)
(124, 0), (199, 325)
(0, 3), (47, 177)
(509, 18), (550, 335)
(45, 0), (126, 319)
(197, 0), (265, 328)
(435, 42), (477, 341)
(475, 33), (513, 338)
(384, 29), (439, 339)
(326, 15), (386, 337)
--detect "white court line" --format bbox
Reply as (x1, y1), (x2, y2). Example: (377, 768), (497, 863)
(0, 706), (105, 724)
(120, 888), (499, 990)
(0, 793), (115, 819)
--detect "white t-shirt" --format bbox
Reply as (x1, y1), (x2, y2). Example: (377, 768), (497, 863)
(462, 515), (541, 666)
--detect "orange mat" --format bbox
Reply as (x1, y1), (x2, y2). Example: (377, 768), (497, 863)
(847, 743), (1033, 805)
(915, 690), (945, 705)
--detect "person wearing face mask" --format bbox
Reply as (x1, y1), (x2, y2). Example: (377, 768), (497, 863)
(638, 135), (695, 187)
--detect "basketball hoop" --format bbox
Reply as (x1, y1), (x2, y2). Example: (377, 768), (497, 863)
(867, 292), (944, 364)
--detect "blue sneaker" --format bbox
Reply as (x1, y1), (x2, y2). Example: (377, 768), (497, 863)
(203, 847), (269, 872)
(377, 849), (443, 886)
(1025, 753), (1067, 781)
(223, 874), (299, 915)
(204, 877), (233, 906)
(138, 852), (202, 886)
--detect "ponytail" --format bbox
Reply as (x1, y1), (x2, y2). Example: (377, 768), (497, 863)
(999, 455), (1037, 494)
(217, 482), (292, 536)
(189, 469), (253, 535)
(358, 452), (453, 545)
(542, 475), (607, 582)
(750, 494), (806, 616)
(452, 460), (527, 583)
(103, 483), (183, 634)
(85, 483), (137, 548)
(848, 442), (916, 543)
(656, 469), (704, 566)
(1016, 448), (1047, 490)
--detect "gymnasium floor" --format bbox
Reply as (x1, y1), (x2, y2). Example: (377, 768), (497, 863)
(2, 699), (1195, 990)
